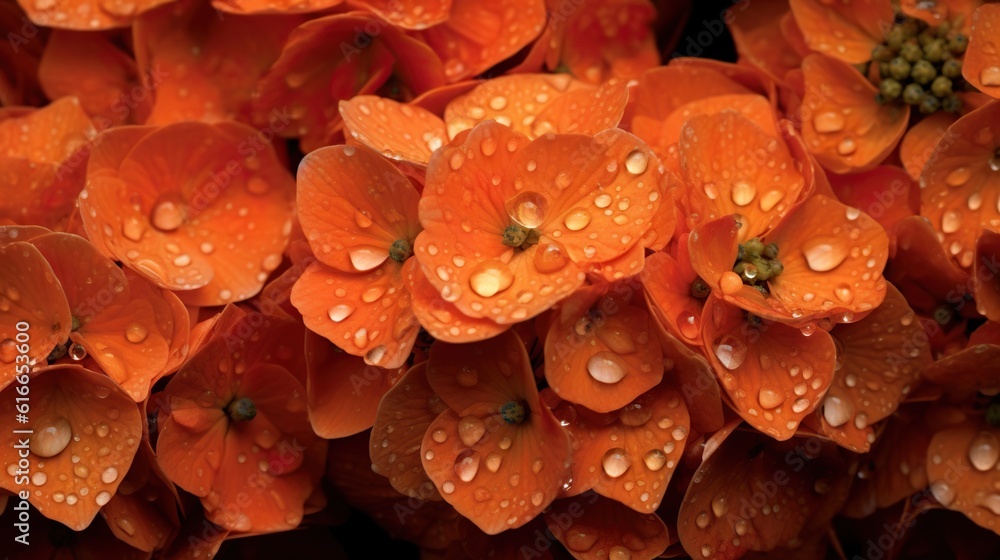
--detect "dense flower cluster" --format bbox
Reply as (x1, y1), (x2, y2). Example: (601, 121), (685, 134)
(1, 0), (1000, 558)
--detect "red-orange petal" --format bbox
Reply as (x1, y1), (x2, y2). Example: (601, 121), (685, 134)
(800, 54), (910, 174)
(404, 257), (510, 343)
(975, 231), (1000, 321)
(340, 95), (448, 167)
(0, 364), (143, 530)
(828, 166), (918, 239)
(962, 3), (1000, 98)
(701, 295), (837, 440)
(544, 493), (671, 560)
(789, 0), (892, 64)
(926, 420), (1000, 535)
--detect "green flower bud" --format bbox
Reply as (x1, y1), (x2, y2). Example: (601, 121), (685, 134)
(941, 58), (963, 79)
(889, 57), (912, 80)
(879, 78), (903, 101)
(919, 93), (941, 114)
(949, 34), (968, 55)
(911, 59), (937, 85)
(903, 83), (925, 104)
(930, 75), (953, 98)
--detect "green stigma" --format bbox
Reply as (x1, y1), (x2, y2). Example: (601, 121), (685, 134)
(389, 239), (412, 263)
(227, 397), (257, 422)
(733, 237), (783, 294)
(500, 401), (526, 424)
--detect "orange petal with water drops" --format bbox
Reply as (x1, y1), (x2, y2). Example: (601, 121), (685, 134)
(421, 405), (570, 535)
(661, 94), (779, 148)
(30, 233), (170, 402)
(679, 111), (803, 241)
(17, 0), (173, 30)
(841, 405), (931, 517)
(701, 295), (837, 440)
(556, 0), (658, 84)
(123, 268), (189, 380)
(828, 166), (918, 239)
(298, 144), (420, 273)
(0, 241), (72, 392)
(417, 0), (546, 82)
(975, 231), (1000, 321)
(923, 339), (1000, 394)
(822, 283), (928, 453)
(354, 0), (451, 29)
(80, 121), (296, 305)
(530, 79), (630, 137)
(560, 383), (688, 513)
(788, 0), (892, 64)
(926, 420), (1000, 535)
(631, 64), (754, 150)
(510, 128), (663, 265)
(211, 0), (343, 14)
(544, 297), (663, 414)
(677, 431), (850, 559)
(253, 12), (446, 152)
(920, 100), (1000, 271)
(964, 4), (1000, 99)
(800, 54), (910, 174)
(38, 31), (149, 125)
(642, 245), (703, 346)
(888, 216), (972, 311)
(583, 241), (647, 283)
(768, 195), (890, 322)
(404, 257), (510, 343)
(291, 259), (419, 369)
(305, 330), (404, 438)
(651, 316), (725, 434)
(101, 441), (180, 552)
(340, 95), (448, 167)
(134, 0), (302, 125)
(899, 112), (957, 180)
(545, 493), (671, 560)
(369, 362), (446, 501)
(443, 73), (589, 139)
(729, 0), (805, 83)
(0, 364), (143, 531)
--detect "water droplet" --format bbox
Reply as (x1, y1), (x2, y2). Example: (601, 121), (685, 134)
(980, 66), (1000, 86)
(246, 178), (270, 195)
(468, 261), (514, 297)
(362, 285), (386, 303)
(454, 450), (480, 482)
(758, 387), (784, 409)
(354, 210), (373, 228)
(759, 189), (784, 212)
(328, 304), (354, 322)
(930, 480), (955, 506)
(611, 546), (633, 560)
(713, 334), (747, 370)
(812, 112), (845, 133)
(121, 219), (144, 241)
(834, 283), (854, 303)
(696, 511), (710, 528)
(485, 452), (502, 472)
(720, 271), (743, 295)
(625, 150), (648, 174)
(564, 208), (592, 231)
(506, 191), (548, 229)
(643, 449), (667, 471)
(731, 181), (756, 206)
(587, 352), (627, 383)
(711, 496), (728, 517)
(619, 403), (652, 426)
(458, 416), (486, 447)
(941, 210), (961, 234)
(125, 323), (148, 343)
(348, 246), (389, 271)
(30, 417), (72, 457)
(602, 447), (631, 477)
(802, 237), (848, 272)
(837, 138), (857, 156)
(457, 366), (478, 387)
(822, 394), (853, 427)
(564, 529), (598, 552)
(533, 242), (570, 274)
(101, 467), (118, 484)
(968, 431), (1000, 472)
(151, 200), (184, 232)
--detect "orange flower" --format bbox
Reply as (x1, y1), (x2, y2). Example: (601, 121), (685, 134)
(642, 233), (708, 346)
(728, 0), (809, 84)
(420, 330), (572, 534)
(0, 364), (143, 530)
(414, 120), (666, 327)
(920, 100), (1000, 270)
(134, 0), (304, 126)
(963, 3), (1000, 98)
(0, 97), (96, 229)
(677, 430), (850, 559)
(211, 0), (343, 15)
(544, 493), (671, 559)
(543, 284), (664, 413)
(155, 306), (325, 533)
(415, 0), (546, 82)
(291, 144), (422, 367)
(789, 0), (894, 65)
(689, 193), (889, 327)
(100, 439), (180, 553)
(79, 121), (296, 306)
(253, 12), (446, 152)
(16, 0), (173, 30)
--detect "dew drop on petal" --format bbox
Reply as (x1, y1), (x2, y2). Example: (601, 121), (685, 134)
(348, 246), (389, 271)
(731, 181), (756, 206)
(124, 323), (148, 343)
(757, 387), (784, 410)
(802, 237), (848, 272)
(712, 335), (746, 370)
(968, 431), (1000, 472)
(643, 449), (667, 471)
(328, 304), (354, 322)
(506, 191), (548, 229)
(454, 450), (481, 482)
(468, 261), (514, 297)
(822, 394), (853, 427)
(30, 417), (72, 458)
(624, 150), (648, 174)
(564, 208), (592, 231)
(458, 416), (486, 447)
(586, 352), (627, 383)
(813, 112), (845, 133)
(601, 447), (631, 478)
(151, 200), (184, 232)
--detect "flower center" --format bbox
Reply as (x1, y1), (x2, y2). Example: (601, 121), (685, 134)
(227, 397), (257, 422)
(500, 400), (526, 424)
(733, 237), (782, 294)
(389, 238), (412, 263)
(690, 277), (711, 299)
(872, 15), (967, 114)
(501, 223), (540, 250)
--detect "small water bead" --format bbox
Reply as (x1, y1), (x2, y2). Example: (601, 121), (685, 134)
(813, 112), (845, 133)
(457, 366), (478, 387)
(980, 66), (1000, 86)
(533, 243), (570, 273)
(940, 210), (962, 234)
(946, 166), (971, 186)
(564, 208), (592, 231)
(564, 529), (599, 552)
(602, 447), (631, 477)
(458, 416), (486, 447)
(454, 450), (480, 482)
(348, 246), (389, 271)
(124, 323), (148, 343)
(731, 181), (756, 206)
(328, 304), (354, 322)
(151, 200), (184, 232)
(643, 449), (667, 471)
(837, 138), (857, 156)
(625, 150), (648, 174)
(757, 387), (784, 410)
(713, 335), (747, 370)
(586, 352), (627, 383)
(968, 431), (1000, 471)
(822, 394), (853, 427)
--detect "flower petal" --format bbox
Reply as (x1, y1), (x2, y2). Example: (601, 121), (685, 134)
(340, 95), (448, 167)
(544, 493), (671, 560)
(927, 420), (1000, 535)
(964, 4), (1000, 99)
(404, 257), (511, 343)
(975, 231), (1000, 321)
(789, 0), (891, 64)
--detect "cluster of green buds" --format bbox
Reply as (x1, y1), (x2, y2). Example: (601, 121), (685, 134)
(872, 16), (967, 114)
(734, 237), (783, 294)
